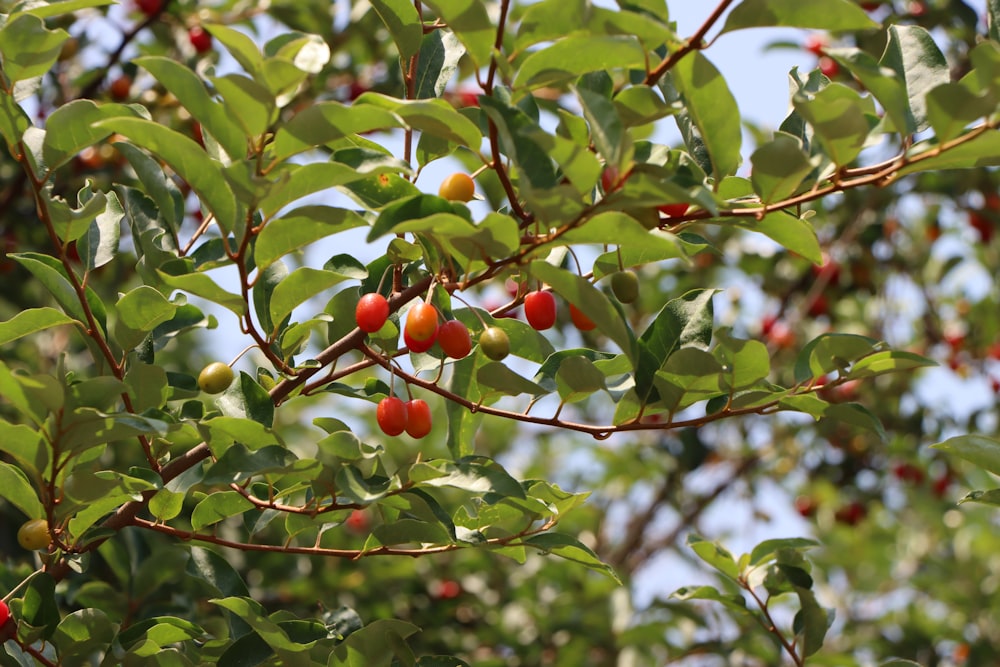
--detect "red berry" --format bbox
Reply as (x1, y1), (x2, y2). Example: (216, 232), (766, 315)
(0, 599), (8, 627)
(188, 26), (213, 54)
(433, 580), (462, 600)
(804, 34), (826, 56)
(861, 2), (880, 10)
(404, 326), (436, 353)
(819, 56), (839, 79)
(345, 509), (370, 534)
(376, 397), (408, 436)
(892, 462), (925, 484)
(524, 291), (557, 330)
(657, 202), (689, 218)
(932, 472), (952, 498)
(405, 399), (432, 438)
(135, 0), (163, 15)
(438, 320), (472, 359)
(109, 75), (132, 101)
(969, 210), (994, 243)
(834, 501), (867, 526)
(356, 293), (390, 333)
(601, 166), (621, 193)
(794, 495), (817, 518)
(405, 302), (439, 342)
(908, 1), (927, 16)
(569, 304), (596, 331)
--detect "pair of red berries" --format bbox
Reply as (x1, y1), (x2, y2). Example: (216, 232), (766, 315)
(523, 290), (602, 332)
(377, 396), (432, 438)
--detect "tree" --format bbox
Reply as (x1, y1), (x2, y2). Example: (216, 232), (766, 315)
(1, 0), (1000, 664)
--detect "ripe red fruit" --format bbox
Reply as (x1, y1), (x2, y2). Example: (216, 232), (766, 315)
(969, 210), (994, 243)
(601, 165), (621, 193)
(0, 599), (8, 627)
(433, 580), (462, 599)
(109, 75), (131, 101)
(405, 302), (439, 342)
(524, 291), (557, 330)
(188, 26), (213, 54)
(794, 495), (817, 518)
(376, 396), (407, 436)
(804, 34), (826, 56)
(569, 304), (596, 331)
(834, 501), (867, 526)
(356, 293), (390, 333)
(932, 472), (952, 498)
(861, 2), (880, 10)
(892, 462), (925, 484)
(438, 320), (472, 359)
(345, 509), (370, 534)
(807, 293), (829, 318)
(404, 326), (437, 353)
(405, 399), (432, 438)
(135, 0), (163, 15)
(908, 1), (927, 16)
(819, 56), (839, 79)
(657, 202), (689, 218)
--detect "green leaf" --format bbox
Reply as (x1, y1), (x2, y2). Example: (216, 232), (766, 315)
(794, 333), (881, 382)
(879, 24), (949, 132)
(515, 36), (646, 89)
(671, 585), (749, 614)
(0, 85), (32, 154)
(216, 372), (275, 428)
(269, 267), (351, 328)
(670, 52), (741, 183)
(476, 362), (546, 397)
(52, 609), (115, 659)
(845, 349), (935, 379)
(720, 0), (878, 33)
(793, 586), (833, 657)
(158, 268), (246, 317)
(524, 533), (620, 583)
(575, 86), (624, 169)
(925, 81), (995, 143)
(749, 537), (819, 566)
(730, 211), (821, 264)
(933, 435), (1000, 476)
(116, 286), (178, 333)
(191, 491), (255, 531)
(792, 83), (876, 167)
(409, 457), (526, 499)
(205, 25), (263, 77)
(414, 29), (466, 99)
(11, 252), (107, 336)
(135, 56), (247, 161)
(714, 333), (771, 391)
(42, 100), (142, 170)
(210, 73), (276, 139)
(420, 0), (494, 68)
(94, 118), (239, 233)
(186, 547), (251, 598)
(355, 92), (481, 148)
(957, 489), (1000, 507)
(479, 94), (559, 191)
(825, 47), (912, 135)
(370, 0), (423, 62)
(270, 102), (402, 162)
(330, 619), (421, 666)
(750, 132), (813, 203)
(555, 355), (608, 403)
(0, 14), (68, 83)
(20, 573), (60, 639)
(0, 307), (77, 346)
(0, 461), (43, 519)
(634, 289), (715, 406)
(16, 0), (115, 18)
(687, 534), (739, 580)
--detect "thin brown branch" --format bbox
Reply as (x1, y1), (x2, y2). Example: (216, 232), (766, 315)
(644, 0), (737, 86)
